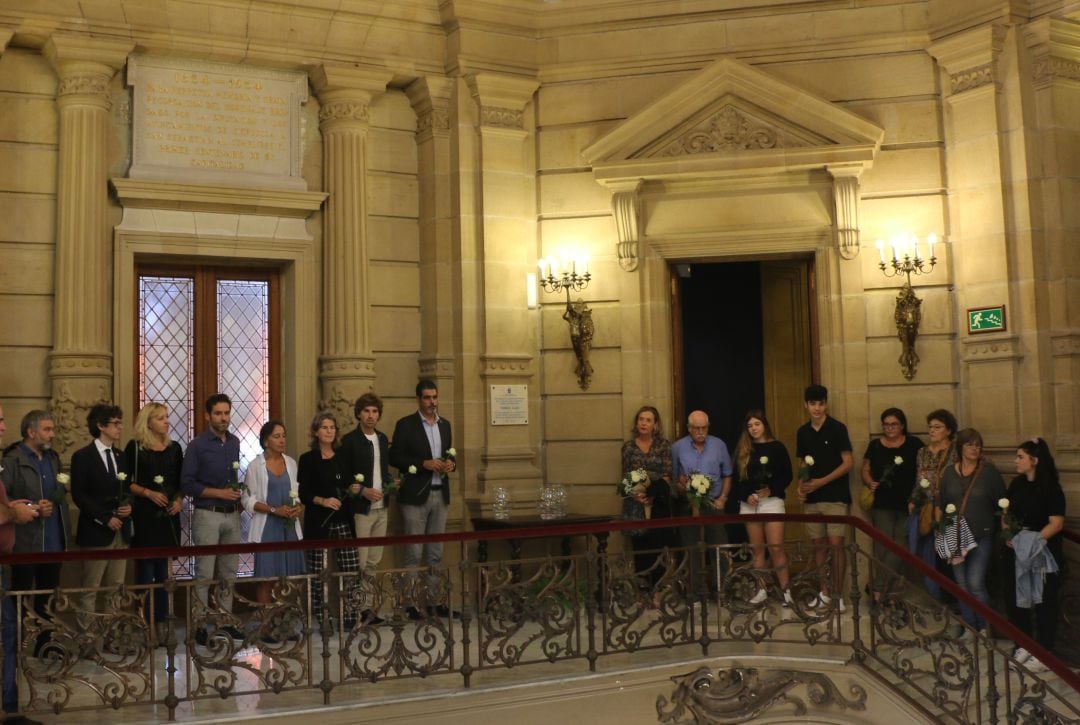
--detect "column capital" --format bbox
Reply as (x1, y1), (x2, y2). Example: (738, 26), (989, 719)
(466, 72), (538, 130)
(1023, 17), (1080, 89)
(44, 34), (133, 108)
(928, 24), (1006, 96)
(311, 64), (391, 130)
(406, 75), (454, 140)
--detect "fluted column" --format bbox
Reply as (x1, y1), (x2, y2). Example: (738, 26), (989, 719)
(311, 65), (390, 428)
(43, 34), (132, 455)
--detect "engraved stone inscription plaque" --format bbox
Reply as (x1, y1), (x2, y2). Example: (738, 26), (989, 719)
(127, 55), (309, 190)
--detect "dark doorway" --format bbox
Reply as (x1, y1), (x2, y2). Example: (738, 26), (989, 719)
(677, 262), (765, 448)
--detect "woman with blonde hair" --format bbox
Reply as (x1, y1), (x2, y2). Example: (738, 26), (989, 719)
(123, 402), (184, 644)
(732, 409), (793, 605)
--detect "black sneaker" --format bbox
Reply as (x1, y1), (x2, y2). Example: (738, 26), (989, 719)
(361, 609), (385, 625)
(194, 628), (208, 647)
(405, 606), (425, 621)
(431, 605), (459, 619)
(221, 625), (245, 641)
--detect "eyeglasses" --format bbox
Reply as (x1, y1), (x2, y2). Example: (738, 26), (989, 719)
(882, 422), (902, 428)
(106, 419), (123, 426)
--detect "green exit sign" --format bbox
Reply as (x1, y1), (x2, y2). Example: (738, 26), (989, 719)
(967, 305), (1006, 334)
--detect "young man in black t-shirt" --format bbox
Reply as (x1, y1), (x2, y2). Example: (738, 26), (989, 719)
(796, 384), (853, 611)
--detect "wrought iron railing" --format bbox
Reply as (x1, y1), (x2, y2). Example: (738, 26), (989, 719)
(1, 514), (1077, 723)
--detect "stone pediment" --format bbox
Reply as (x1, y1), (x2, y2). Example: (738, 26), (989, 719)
(582, 57), (884, 184)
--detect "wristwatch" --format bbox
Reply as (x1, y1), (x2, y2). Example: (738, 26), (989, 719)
(269, 506), (277, 515)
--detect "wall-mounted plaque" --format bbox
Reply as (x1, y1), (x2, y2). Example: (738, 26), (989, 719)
(967, 305), (1006, 334)
(127, 55), (309, 190)
(490, 385), (528, 426)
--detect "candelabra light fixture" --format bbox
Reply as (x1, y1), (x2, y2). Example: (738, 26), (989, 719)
(538, 254), (594, 390)
(876, 233), (939, 381)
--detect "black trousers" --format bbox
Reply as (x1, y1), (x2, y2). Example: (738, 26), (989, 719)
(9, 563), (62, 621)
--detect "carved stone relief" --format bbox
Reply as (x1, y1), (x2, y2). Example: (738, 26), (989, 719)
(657, 106), (811, 157)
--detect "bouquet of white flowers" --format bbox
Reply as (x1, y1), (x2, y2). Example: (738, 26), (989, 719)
(686, 472), (713, 513)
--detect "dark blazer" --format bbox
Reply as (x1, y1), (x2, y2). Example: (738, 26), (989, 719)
(389, 412), (452, 506)
(70, 441), (132, 548)
(340, 426), (391, 516)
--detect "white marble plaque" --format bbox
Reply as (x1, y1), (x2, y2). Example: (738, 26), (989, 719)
(127, 56), (309, 190)
(490, 385), (528, 426)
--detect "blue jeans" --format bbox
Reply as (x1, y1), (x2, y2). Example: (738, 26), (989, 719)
(135, 557), (170, 624)
(951, 534), (993, 629)
(2, 567), (18, 714)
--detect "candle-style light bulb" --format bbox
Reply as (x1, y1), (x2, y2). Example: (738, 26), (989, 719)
(928, 233), (937, 259)
(875, 239), (885, 264)
(538, 258), (548, 279)
(581, 256), (589, 276)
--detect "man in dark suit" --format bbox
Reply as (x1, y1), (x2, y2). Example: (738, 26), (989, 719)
(390, 379), (456, 618)
(341, 392), (391, 623)
(70, 403), (132, 618)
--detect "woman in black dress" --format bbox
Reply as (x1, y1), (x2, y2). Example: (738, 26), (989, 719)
(297, 411), (362, 629)
(123, 402), (183, 643)
(1005, 437), (1066, 671)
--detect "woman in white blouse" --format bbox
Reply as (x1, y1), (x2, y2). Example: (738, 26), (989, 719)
(242, 420), (305, 604)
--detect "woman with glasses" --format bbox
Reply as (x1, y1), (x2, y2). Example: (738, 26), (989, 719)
(938, 428), (1006, 632)
(861, 408), (923, 602)
(908, 409), (957, 599)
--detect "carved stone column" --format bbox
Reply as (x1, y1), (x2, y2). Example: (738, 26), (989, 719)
(406, 76), (458, 420)
(43, 34), (133, 454)
(466, 73), (542, 505)
(311, 65), (390, 429)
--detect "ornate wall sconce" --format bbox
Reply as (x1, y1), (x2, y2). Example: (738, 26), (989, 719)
(538, 256), (593, 390)
(876, 234), (939, 381)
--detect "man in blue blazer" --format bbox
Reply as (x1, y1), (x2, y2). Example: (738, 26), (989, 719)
(390, 379), (456, 618)
(70, 403), (132, 619)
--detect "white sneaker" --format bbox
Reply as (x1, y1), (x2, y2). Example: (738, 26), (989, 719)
(782, 590), (794, 607)
(1013, 647), (1031, 664)
(748, 588), (768, 605)
(836, 597), (846, 613)
(1026, 656), (1049, 673)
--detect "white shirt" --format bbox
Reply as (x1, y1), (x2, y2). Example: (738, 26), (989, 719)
(94, 438), (117, 474)
(366, 432), (384, 510)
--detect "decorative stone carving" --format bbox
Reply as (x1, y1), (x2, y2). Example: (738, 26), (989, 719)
(417, 109), (450, 134)
(318, 381), (365, 434)
(50, 380), (109, 455)
(609, 179), (643, 272)
(659, 106), (808, 156)
(419, 356), (456, 380)
(1033, 57), (1080, 84)
(1050, 333), (1080, 358)
(961, 335), (1022, 363)
(656, 665), (867, 722)
(828, 166), (862, 260)
(950, 64), (995, 94)
(57, 73), (110, 98)
(479, 105), (524, 129)
(319, 100), (370, 125)
(481, 355), (533, 379)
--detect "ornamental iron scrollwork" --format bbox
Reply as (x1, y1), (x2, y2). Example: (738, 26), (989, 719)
(339, 569), (453, 681)
(656, 665), (867, 723)
(602, 548), (695, 653)
(477, 557), (581, 668)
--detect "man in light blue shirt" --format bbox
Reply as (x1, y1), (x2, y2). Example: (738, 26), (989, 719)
(671, 410), (732, 581)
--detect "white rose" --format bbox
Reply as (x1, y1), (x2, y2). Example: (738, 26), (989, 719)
(289, 488), (299, 499)
(804, 455), (815, 466)
(630, 470), (644, 483)
(759, 456), (769, 465)
(232, 461), (240, 470)
(945, 503), (956, 514)
(153, 475), (164, 484)
(998, 498), (1010, 510)
(355, 473), (365, 483)
(408, 465), (418, 474)
(116, 472), (128, 482)
(56, 473), (71, 485)
(893, 456), (903, 465)
(446, 447), (457, 458)
(919, 478), (931, 489)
